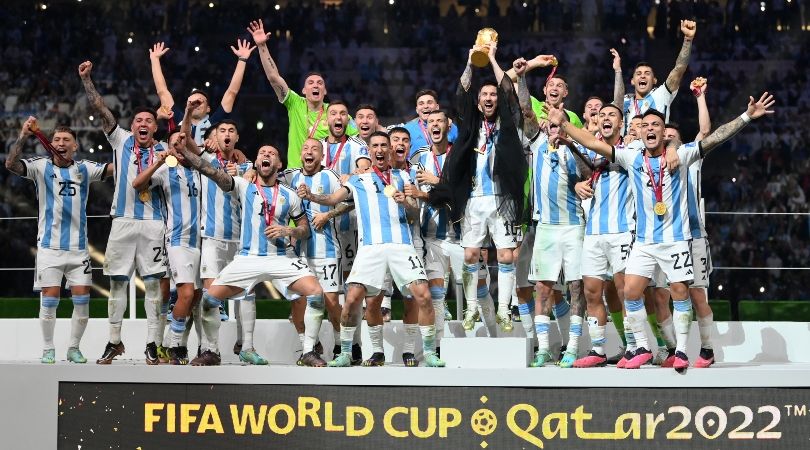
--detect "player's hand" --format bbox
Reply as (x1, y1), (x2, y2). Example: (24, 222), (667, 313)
(403, 184), (421, 199)
(392, 191), (406, 204)
(486, 42), (498, 61)
(746, 92), (776, 120)
(312, 212), (330, 230)
(575, 181), (594, 200)
(543, 103), (566, 126)
(264, 224), (289, 239)
(467, 48), (474, 66)
(339, 174), (352, 185)
(415, 169), (440, 186)
(247, 19), (271, 46)
(225, 162), (239, 176)
(171, 133), (186, 152)
(297, 183), (312, 200)
(157, 105), (174, 121)
(243, 168), (257, 182)
(231, 38), (256, 60)
(529, 54), (556, 69)
(690, 77), (707, 97)
(610, 48), (621, 72)
(186, 98), (203, 113)
(662, 147), (680, 174)
(203, 130), (220, 154)
(681, 20), (697, 40)
(78, 61), (93, 79)
(150, 42), (170, 60)
(20, 116), (37, 138)
(512, 58), (529, 77)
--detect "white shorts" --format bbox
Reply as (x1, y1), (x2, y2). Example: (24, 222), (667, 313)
(200, 238), (239, 279)
(103, 218), (167, 277)
(690, 237), (712, 289)
(461, 196), (522, 249)
(529, 223), (584, 283)
(625, 240), (694, 285)
(308, 257), (341, 293)
(337, 228), (358, 274)
(213, 253), (315, 295)
(515, 225), (535, 288)
(581, 232), (633, 279)
(346, 243), (427, 297)
(424, 238), (488, 283)
(168, 246), (201, 288)
(34, 248), (92, 290)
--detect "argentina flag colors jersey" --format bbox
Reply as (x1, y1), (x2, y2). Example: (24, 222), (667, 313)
(107, 126), (166, 220)
(200, 152), (251, 241)
(622, 85), (677, 135)
(345, 169), (413, 247)
(411, 147), (460, 241)
(233, 177), (303, 256)
(530, 134), (584, 225)
(320, 136), (370, 233)
(686, 159), (708, 239)
(470, 120), (501, 197)
(285, 168), (342, 259)
(584, 145), (635, 235)
(614, 140), (703, 244)
(22, 157), (107, 250)
(172, 106), (229, 147)
(150, 163), (201, 249)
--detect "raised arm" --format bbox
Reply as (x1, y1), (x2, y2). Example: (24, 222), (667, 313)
(664, 20), (696, 93)
(177, 102), (235, 191)
(610, 48), (624, 107)
(700, 92), (774, 155)
(5, 116), (35, 176)
(297, 183), (351, 207)
(78, 61), (116, 134)
(487, 44), (505, 85)
(505, 54), (557, 83)
(132, 151), (169, 191)
(547, 103), (613, 159)
(247, 19), (289, 103)
(460, 49), (474, 92)
(221, 39), (256, 112)
(514, 58), (539, 138)
(149, 42), (174, 110)
(692, 78), (711, 140)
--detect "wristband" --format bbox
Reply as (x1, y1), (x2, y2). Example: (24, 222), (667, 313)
(740, 112), (751, 123)
(238, 57), (248, 62)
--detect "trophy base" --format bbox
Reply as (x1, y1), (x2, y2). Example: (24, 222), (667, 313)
(471, 52), (489, 68)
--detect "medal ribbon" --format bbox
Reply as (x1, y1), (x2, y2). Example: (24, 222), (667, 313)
(431, 144), (451, 177)
(133, 140), (155, 175)
(307, 107), (325, 140)
(255, 180), (280, 226)
(326, 136), (347, 169)
(642, 149), (666, 206)
(590, 135), (621, 185)
(418, 120), (433, 146)
(372, 165), (392, 186)
(31, 129), (69, 165)
(478, 121), (496, 154)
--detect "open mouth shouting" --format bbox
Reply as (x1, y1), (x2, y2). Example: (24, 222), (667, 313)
(482, 100), (495, 116)
(303, 154), (315, 165)
(601, 120), (614, 135)
(637, 79), (649, 91)
(311, 88), (321, 100)
(333, 121), (344, 133)
(645, 132), (657, 146)
(394, 145), (406, 159)
(431, 126), (442, 141)
(138, 127), (149, 139)
(547, 90), (560, 104)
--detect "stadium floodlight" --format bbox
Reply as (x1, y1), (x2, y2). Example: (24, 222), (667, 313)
(256, 121), (264, 130)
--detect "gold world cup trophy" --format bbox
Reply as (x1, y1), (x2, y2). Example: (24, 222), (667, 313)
(471, 28), (498, 68)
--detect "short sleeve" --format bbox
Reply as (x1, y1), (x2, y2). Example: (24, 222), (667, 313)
(282, 90), (304, 109)
(84, 160), (109, 182)
(448, 122), (459, 143)
(613, 144), (635, 169)
(678, 142), (702, 167)
(150, 164), (169, 188)
(353, 145), (370, 166)
(21, 158), (44, 180)
(231, 175), (248, 195)
(653, 85), (677, 107)
(288, 193), (304, 219)
(209, 105), (230, 123)
(106, 126), (130, 150)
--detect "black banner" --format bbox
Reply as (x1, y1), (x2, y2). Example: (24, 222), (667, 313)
(58, 382), (810, 449)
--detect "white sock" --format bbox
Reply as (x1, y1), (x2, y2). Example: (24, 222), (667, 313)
(430, 285), (446, 343)
(303, 295), (325, 353)
(241, 297), (257, 350)
(200, 292), (222, 352)
(479, 290), (498, 336)
(553, 300), (571, 347)
(403, 323), (419, 354)
(697, 313), (713, 349)
(181, 312), (193, 346)
(462, 263), (479, 312)
(567, 315), (583, 356)
(340, 326), (355, 354)
(298, 332), (305, 347)
(234, 297), (243, 345)
(625, 299), (650, 350)
(108, 279), (128, 344)
(658, 317), (676, 349)
(672, 299), (693, 354)
(40, 296), (59, 350)
(368, 324), (384, 353)
(169, 316), (186, 348)
(518, 303), (536, 340)
(143, 278), (161, 344)
(381, 296), (392, 310)
(419, 325), (436, 353)
(156, 301), (167, 349)
(534, 315), (551, 352)
(69, 295), (90, 349)
(587, 316), (606, 355)
(497, 263), (515, 315)
(352, 321), (362, 345)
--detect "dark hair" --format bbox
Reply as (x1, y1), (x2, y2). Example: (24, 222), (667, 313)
(356, 103), (377, 115)
(634, 62), (655, 76)
(585, 96), (604, 104)
(131, 106), (157, 121)
(415, 89), (439, 104)
(215, 119), (239, 133)
(631, 114), (644, 121)
(302, 71), (326, 87)
(479, 81), (498, 92)
(327, 100), (348, 112)
(428, 109), (451, 120)
(389, 126), (410, 137)
(665, 122), (681, 132)
(546, 74), (567, 86)
(189, 89), (210, 101)
(599, 103), (624, 118)
(52, 126), (77, 140)
(369, 130), (390, 142)
(642, 109), (666, 123)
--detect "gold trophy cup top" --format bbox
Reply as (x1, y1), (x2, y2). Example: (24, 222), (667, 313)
(471, 28), (498, 68)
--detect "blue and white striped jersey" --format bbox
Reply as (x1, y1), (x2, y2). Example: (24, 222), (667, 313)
(233, 177), (303, 256)
(200, 152), (251, 242)
(286, 168), (342, 259)
(22, 157), (107, 251)
(471, 120), (501, 197)
(345, 169), (413, 247)
(407, 164), (424, 250)
(150, 163), (201, 249)
(530, 134), (584, 225)
(686, 159), (707, 239)
(400, 118), (459, 159)
(622, 85), (677, 135)
(410, 147), (460, 241)
(583, 144), (635, 235)
(172, 105), (229, 147)
(107, 126), (167, 220)
(615, 140), (703, 244)
(320, 136), (369, 233)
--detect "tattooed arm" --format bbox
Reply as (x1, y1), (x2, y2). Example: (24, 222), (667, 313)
(177, 128), (235, 192)
(5, 116), (35, 176)
(78, 61), (116, 134)
(460, 50), (474, 93)
(664, 20), (696, 93)
(265, 214), (310, 240)
(514, 58), (539, 138)
(298, 183), (351, 207)
(610, 48), (624, 107)
(700, 92), (775, 156)
(247, 20), (289, 103)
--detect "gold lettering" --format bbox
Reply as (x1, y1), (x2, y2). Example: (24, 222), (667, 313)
(346, 406), (374, 437)
(268, 404), (296, 435)
(325, 402), (345, 432)
(506, 403), (544, 448)
(541, 412), (568, 439)
(383, 407), (409, 438)
(144, 403), (164, 433)
(298, 397), (322, 428)
(167, 403), (176, 433)
(230, 405), (267, 434)
(180, 404), (201, 433)
(572, 405), (615, 439)
(410, 407), (436, 438)
(438, 408), (462, 438)
(198, 404), (224, 434)
(645, 413), (665, 439)
(614, 413), (641, 439)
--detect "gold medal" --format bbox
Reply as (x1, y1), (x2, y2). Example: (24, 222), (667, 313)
(551, 56), (558, 67)
(383, 185), (396, 197)
(165, 155), (178, 168)
(654, 201), (667, 216)
(139, 190), (151, 203)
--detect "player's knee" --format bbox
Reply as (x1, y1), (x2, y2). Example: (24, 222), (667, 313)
(307, 294), (325, 310)
(202, 289), (223, 309)
(41, 296), (60, 309)
(429, 286), (446, 300)
(72, 294), (90, 306)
